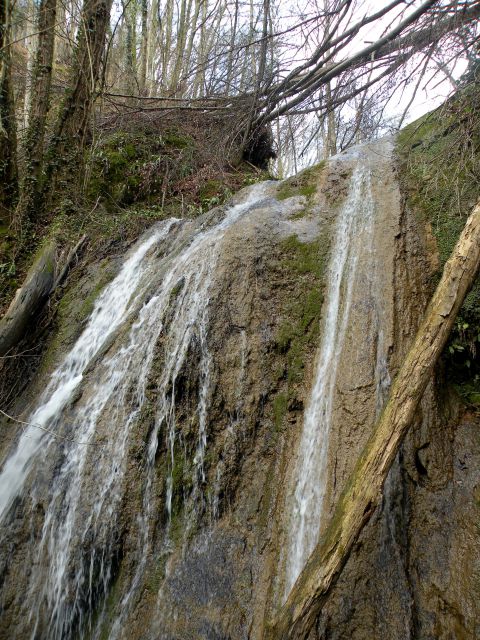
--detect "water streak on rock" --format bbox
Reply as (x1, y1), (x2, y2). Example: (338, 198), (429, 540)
(283, 147), (391, 597)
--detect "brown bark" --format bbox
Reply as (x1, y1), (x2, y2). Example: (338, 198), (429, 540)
(15, 0), (57, 225)
(0, 234), (87, 357)
(138, 0), (148, 94)
(0, 0), (18, 224)
(44, 0), (113, 193)
(264, 198), (480, 640)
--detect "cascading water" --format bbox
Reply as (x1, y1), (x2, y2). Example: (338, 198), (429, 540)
(0, 182), (273, 640)
(283, 143), (393, 597)
(0, 225), (173, 523)
(0, 139), (405, 640)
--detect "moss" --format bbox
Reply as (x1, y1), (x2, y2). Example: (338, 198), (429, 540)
(39, 260), (115, 375)
(270, 231), (330, 432)
(78, 276), (110, 317)
(257, 458), (276, 529)
(169, 509), (186, 547)
(84, 559), (128, 640)
(273, 393), (288, 431)
(170, 277), (185, 300)
(169, 441), (194, 521)
(162, 130), (194, 149)
(276, 162), (325, 202)
(86, 127), (197, 209)
(144, 556), (167, 595)
(197, 179), (234, 212)
(199, 179), (221, 199)
(397, 84), (480, 397)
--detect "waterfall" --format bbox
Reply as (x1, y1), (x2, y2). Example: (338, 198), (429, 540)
(0, 182), (272, 640)
(283, 144), (392, 597)
(0, 224), (174, 523)
(0, 140), (401, 639)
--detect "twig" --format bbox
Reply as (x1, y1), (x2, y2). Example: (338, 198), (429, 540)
(53, 234), (88, 290)
(0, 408), (104, 446)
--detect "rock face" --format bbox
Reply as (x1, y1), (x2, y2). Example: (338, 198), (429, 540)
(0, 138), (478, 640)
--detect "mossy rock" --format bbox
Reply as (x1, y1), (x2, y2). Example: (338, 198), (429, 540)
(276, 162), (325, 202)
(396, 84), (480, 395)
(271, 230), (331, 431)
(87, 128), (196, 209)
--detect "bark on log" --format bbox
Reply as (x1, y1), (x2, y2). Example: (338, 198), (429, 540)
(0, 234), (87, 356)
(264, 199), (480, 640)
(0, 241), (56, 357)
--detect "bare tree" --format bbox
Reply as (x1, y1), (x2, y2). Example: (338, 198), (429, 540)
(15, 0), (57, 225)
(44, 0), (113, 195)
(0, 0), (17, 224)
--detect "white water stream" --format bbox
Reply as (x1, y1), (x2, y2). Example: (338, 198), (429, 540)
(0, 143), (396, 638)
(0, 225), (173, 522)
(0, 182), (271, 640)
(283, 147), (391, 597)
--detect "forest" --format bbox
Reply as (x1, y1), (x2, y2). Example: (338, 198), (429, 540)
(0, 1), (480, 639)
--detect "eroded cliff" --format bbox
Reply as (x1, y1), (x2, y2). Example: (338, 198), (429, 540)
(0, 130), (478, 640)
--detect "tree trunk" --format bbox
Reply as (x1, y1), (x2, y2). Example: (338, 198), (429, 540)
(145, 0), (158, 94)
(0, 0), (18, 225)
(0, 234), (87, 356)
(182, 0), (202, 95)
(264, 198), (480, 640)
(225, 0), (239, 93)
(121, 0), (137, 94)
(15, 0), (57, 226)
(22, 0), (37, 128)
(192, 0), (208, 98)
(138, 0), (148, 94)
(325, 82), (337, 157)
(44, 0), (113, 198)
(169, 0), (192, 96)
(161, 0), (174, 90)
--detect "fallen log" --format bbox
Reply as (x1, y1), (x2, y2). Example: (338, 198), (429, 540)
(0, 234), (87, 357)
(264, 198), (480, 640)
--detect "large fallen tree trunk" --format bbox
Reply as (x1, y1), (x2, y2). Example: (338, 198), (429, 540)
(264, 198), (480, 640)
(0, 235), (87, 357)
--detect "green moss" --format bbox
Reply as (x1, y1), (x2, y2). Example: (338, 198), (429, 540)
(397, 85), (480, 397)
(144, 556), (167, 595)
(270, 231), (330, 432)
(78, 277), (109, 317)
(85, 559), (129, 640)
(277, 237), (328, 359)
(162, 130), (194, 149)
(257, 458), (276, 529)
(87, 127), (197, 209)
(273, 393), (288, 431)
(169, 441), (194, 520)
(170, 277), (185, 300)
(276, 162), (325, 202)
(196, 179), (234, 212)
(40, 261), (115, 375)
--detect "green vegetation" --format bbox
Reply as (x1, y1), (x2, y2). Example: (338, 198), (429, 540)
(0, 120), (268, 317)
(273, 393), (288, 432)
(276, 162), (325, 203)
(272, 231), (330, 429)
(397, 84), (480, 404)
(87, 129), (196, 208)
(37, 260), (116, 375)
